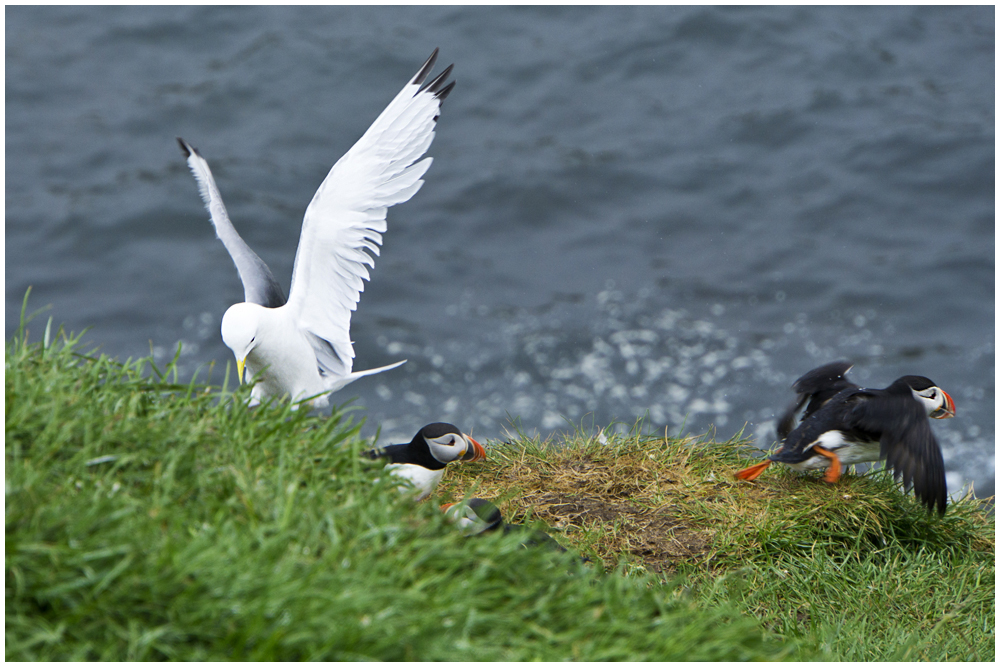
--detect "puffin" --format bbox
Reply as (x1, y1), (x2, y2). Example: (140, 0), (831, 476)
(441, 498), (505, 535)
(440, 498), (569, 553)
(735, 367), (956, 514)
(363, 423), (486, 501)
(178, 50), (454, 408)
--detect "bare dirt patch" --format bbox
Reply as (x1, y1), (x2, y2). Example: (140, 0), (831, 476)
(515, 491), (712, 573)
(441, 441), (721, 572)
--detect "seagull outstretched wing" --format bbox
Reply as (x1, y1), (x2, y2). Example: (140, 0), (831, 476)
(285, 49), (454, 374)
(177, 138), (287, 309)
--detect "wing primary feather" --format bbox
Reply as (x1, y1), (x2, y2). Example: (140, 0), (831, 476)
(434, 81), (456, 102)
(411, 48), (439, 86)
(419, 64), (454, 95)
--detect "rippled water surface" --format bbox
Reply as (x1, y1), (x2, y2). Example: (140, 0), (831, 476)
(6, 6), (994, 497)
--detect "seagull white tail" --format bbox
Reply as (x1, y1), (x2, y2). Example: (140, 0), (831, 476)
(324, 359), (407, 394)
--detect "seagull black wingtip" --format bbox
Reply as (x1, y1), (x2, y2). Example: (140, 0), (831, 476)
(435, 80), (456, 102)
(176, 137), (203, 159)
(412, 48), (440, 86)
(419, 63), (454, 96)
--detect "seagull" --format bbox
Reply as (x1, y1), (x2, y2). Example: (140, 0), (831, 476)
(178, 49), (455, 408)
(735, 367), (956, 514)
(362, 423), (486, 501)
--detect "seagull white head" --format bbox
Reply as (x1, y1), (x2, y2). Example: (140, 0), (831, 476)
(221, 302), (261, 384)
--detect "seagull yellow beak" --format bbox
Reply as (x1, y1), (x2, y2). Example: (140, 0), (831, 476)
(236, 357), (246, 385)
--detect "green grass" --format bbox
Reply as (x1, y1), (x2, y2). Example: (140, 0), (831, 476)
(6, 314), (800, 660)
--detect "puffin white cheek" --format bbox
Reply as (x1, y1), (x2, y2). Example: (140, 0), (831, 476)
(429, 441), (461, 462)
(912, 389), (936, 412)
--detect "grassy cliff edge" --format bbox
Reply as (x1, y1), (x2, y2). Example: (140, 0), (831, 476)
(6, 321), (994, 660)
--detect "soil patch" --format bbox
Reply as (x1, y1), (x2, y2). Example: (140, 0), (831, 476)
(441, 442), (718, 573)
(514, 491), (712, 573)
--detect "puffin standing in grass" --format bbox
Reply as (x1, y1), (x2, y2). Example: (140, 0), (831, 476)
(363, 423), (486, 501)
(735, 365), (956, 514)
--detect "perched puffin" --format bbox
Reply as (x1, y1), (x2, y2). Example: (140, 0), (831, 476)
(735, 367), (956, 514)
(363, 423), (486, 501)
(440, 498), (569, 552)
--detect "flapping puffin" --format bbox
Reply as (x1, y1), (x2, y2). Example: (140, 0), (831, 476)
(735, 365), (956, 514)
(363, 423), (486, 501)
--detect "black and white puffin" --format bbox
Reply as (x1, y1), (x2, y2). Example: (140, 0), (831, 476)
(440, 498), (568, 552)
(735, 367), (956, 514)
(363, 423), (486, 501)
(440, 498), (505, 535)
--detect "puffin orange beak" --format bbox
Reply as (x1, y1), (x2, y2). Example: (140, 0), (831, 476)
(459, 435), (487, 462)
(931, 390), (956, 419)
(440, 502), (455, 512)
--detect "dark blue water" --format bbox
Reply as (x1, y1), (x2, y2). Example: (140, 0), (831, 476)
(6, 6), (994, 498)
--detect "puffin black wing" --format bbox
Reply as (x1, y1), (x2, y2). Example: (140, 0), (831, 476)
(361, 442), (411, 464)
(360, 426), (448, 470)
(845, 391), (947, 514)
(777, 361), (857, 439)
